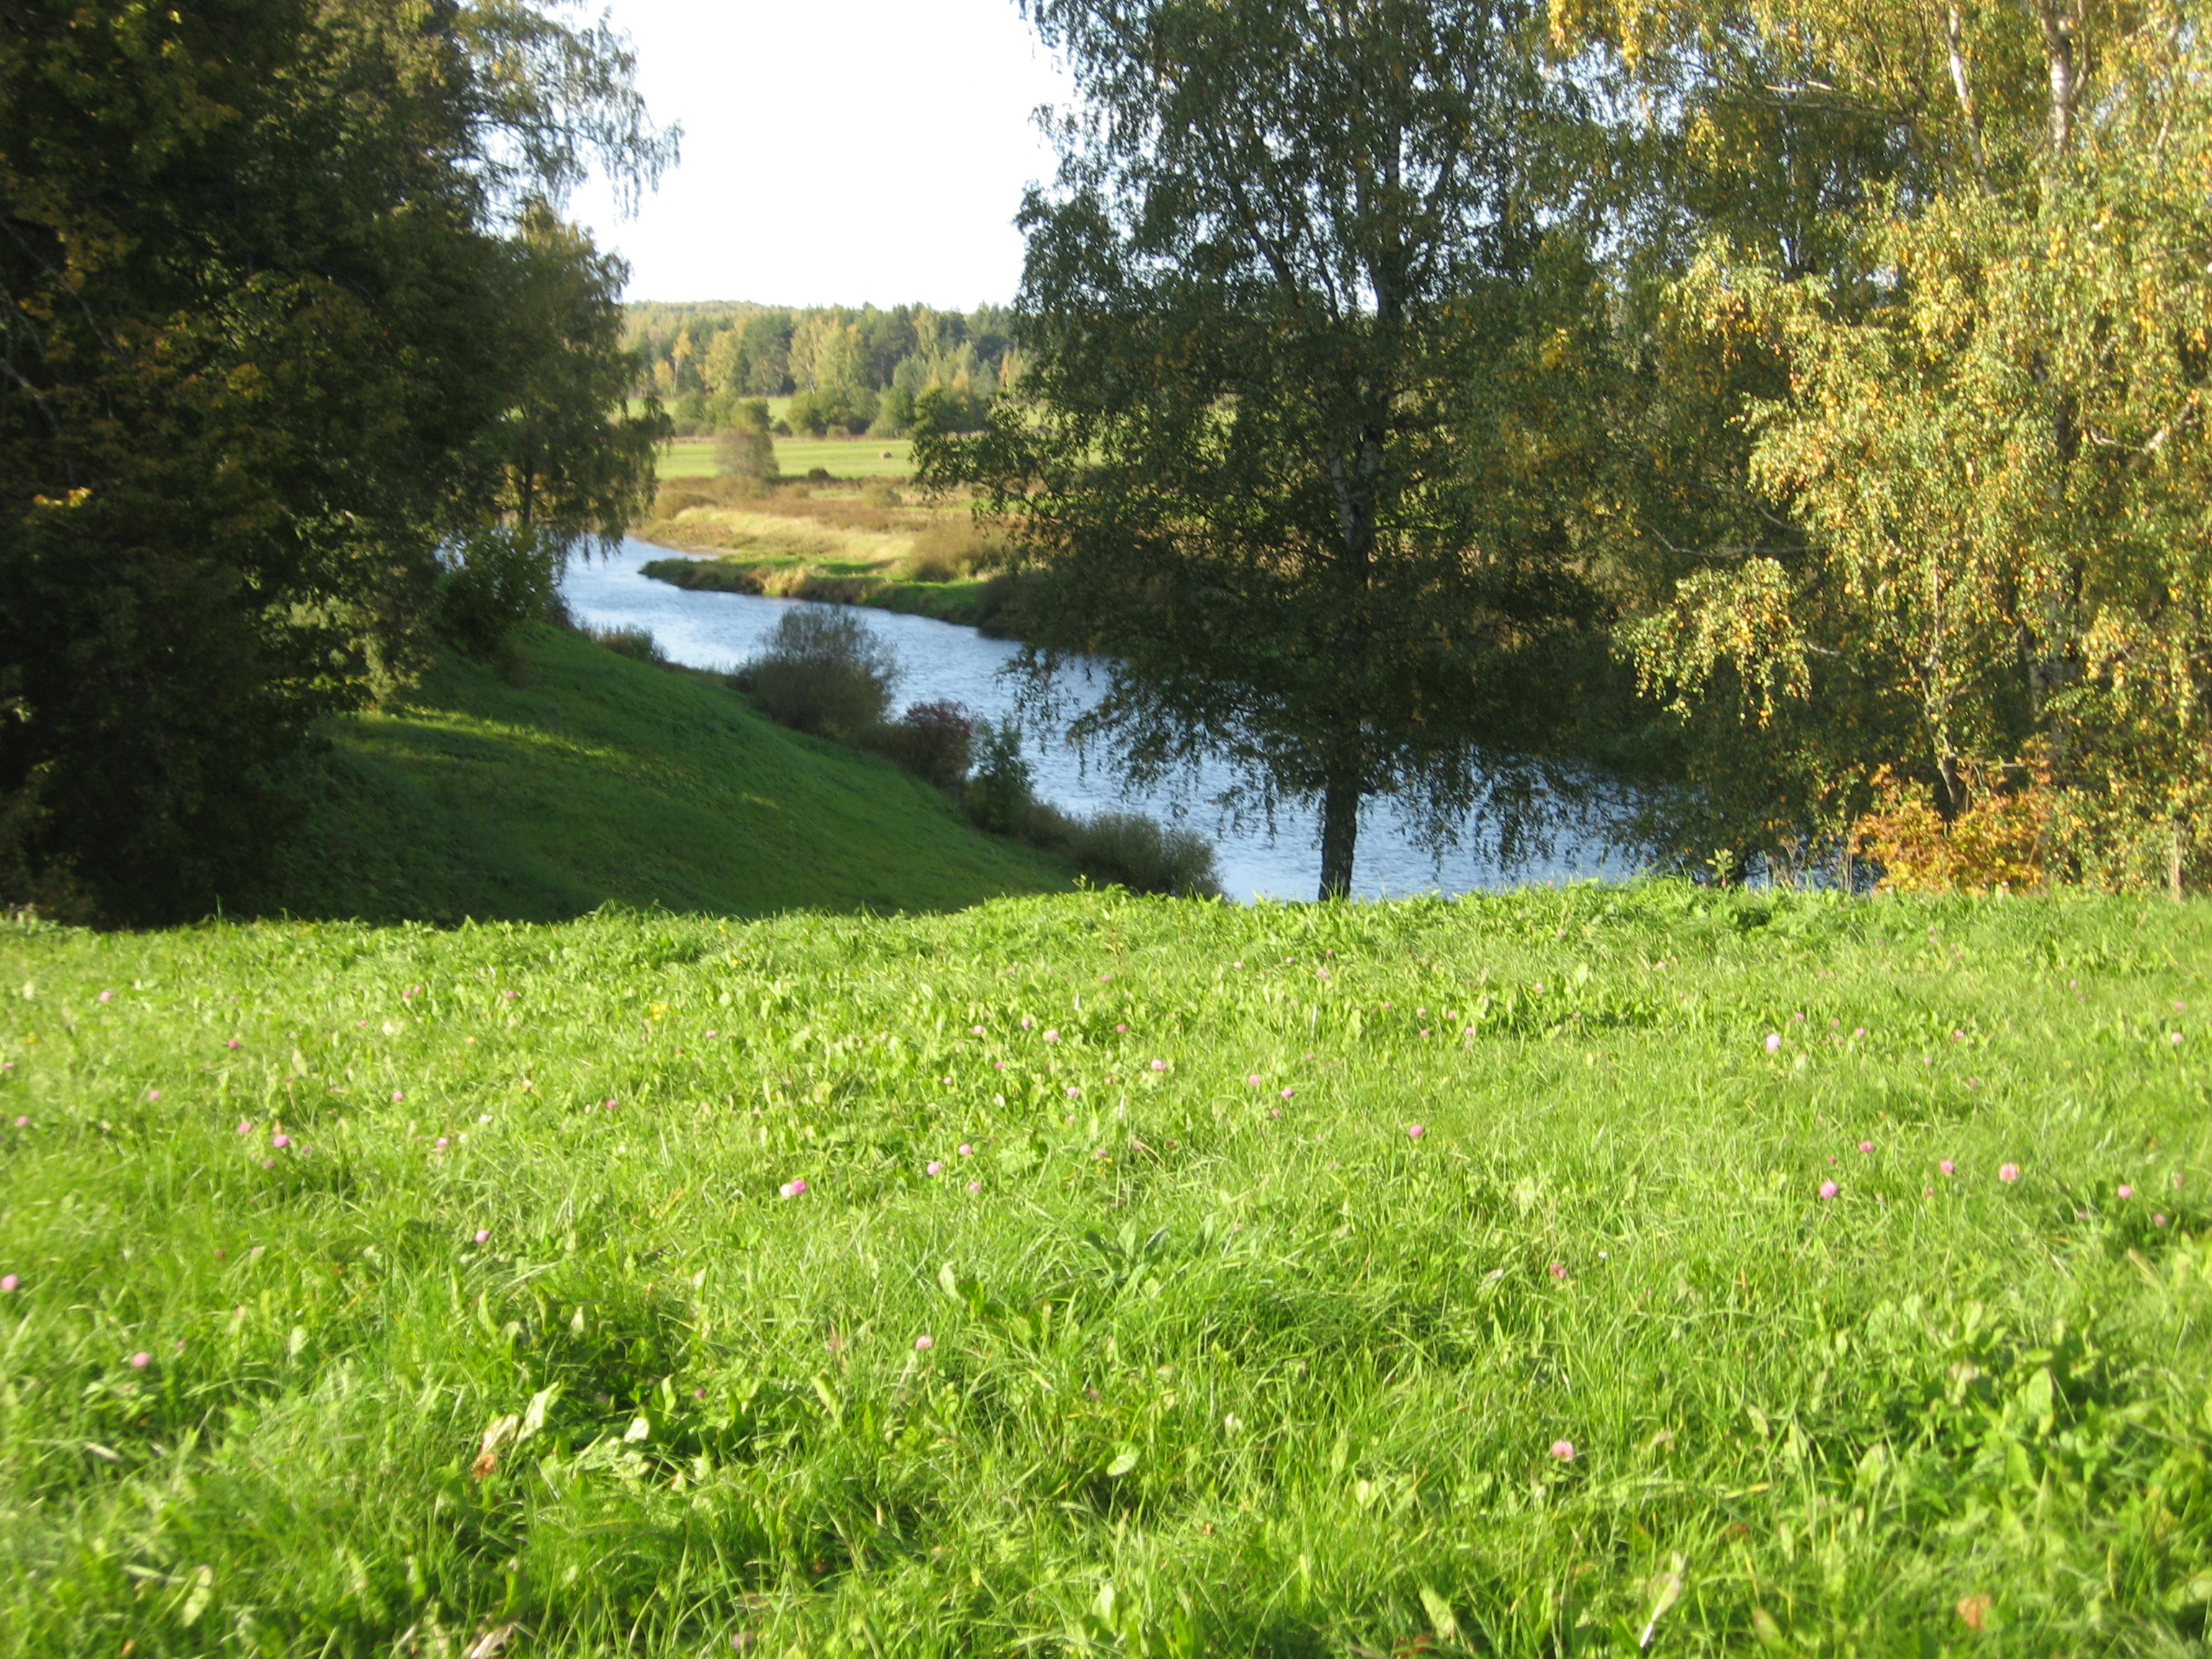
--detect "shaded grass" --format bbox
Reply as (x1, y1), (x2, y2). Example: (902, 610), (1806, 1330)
(1, 886), (2208, 1654)
(266, 624), (1071, 923)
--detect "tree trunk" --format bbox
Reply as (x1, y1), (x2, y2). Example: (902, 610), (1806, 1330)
(2171, 819), (2185, 903)
(1318, 769), (1360, 900)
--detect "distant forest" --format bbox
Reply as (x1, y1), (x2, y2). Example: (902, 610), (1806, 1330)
(625, 303), (1016, 437)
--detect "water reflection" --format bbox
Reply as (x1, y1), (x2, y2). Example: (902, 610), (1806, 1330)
(564, 539), (1624, 902)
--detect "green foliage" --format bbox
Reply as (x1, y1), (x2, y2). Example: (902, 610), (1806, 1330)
(0, 0), (672, 922)
(1, 886), (2208, 1652)
(933, 0), (1613, 899)
(738, 608), (902, 739)
(965, 717), (1036, 834)
(1577, 0), (2212, 889)
(436, 529), (567, 659)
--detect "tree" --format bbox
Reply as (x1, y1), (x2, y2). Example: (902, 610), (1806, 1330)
(0, 0), (672, 919)
(927, 0), (1609, 897)
(1585, 0), (2212, 889)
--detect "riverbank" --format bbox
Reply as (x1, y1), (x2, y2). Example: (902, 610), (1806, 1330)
(631, 475), (1037, 638)
(639, 551), (1024, 634)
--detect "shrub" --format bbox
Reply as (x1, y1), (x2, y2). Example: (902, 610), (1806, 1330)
(965, 718), (1035, 832)
(438, 528), (566, 658)
(715, 423), (777, 487)
(583, 624), (665, 665)
(740, 608), (900, 739)
(894, 522), (997, 583)
(861, 483), (903, 508)
(861, 700), (975, 790)
(1060, 811), (1222, 898)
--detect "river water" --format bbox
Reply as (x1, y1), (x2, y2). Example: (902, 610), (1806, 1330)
(564, 539), (1626, 902)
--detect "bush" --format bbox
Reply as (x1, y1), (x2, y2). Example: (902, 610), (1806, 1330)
(894, 522), (997, 583)
(715, 423), (777, 487)
(860, 700), (975, 790)
(965, 717), (1035, 832)
(739, 608), (900, 738)
(861, 482), (903, 508)
(1060, 811), (1222, 898)
(438, 528), (566, 658)
(582, 624), (665, 665)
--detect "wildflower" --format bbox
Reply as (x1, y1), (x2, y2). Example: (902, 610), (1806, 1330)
(779, 1179), (809, 1198)
(1407, 1123), (1425, 1140)
(129, 1352), (151, 1370)
(99, 989), (114, 1002)
(1794, 1011), (1805, 1022)
(604, 1098), (618, 1111)
(1550, 1439), (1575, 1460)
(392, 1091), (405, 1102)
(147, 1089), (161, 1102)
(941, 1076), (953, 1086)
(261, 1158), (274, 1169)
(2154, 1213), (2170, 1227)
(1115, 1022), (1128, 1033)
(1044, 1029), (1060, 1043)
(971, 1025), (984, 1036)
(1998, 1162), (2020, 1183)
(1764, 1033), (1781, 1053)
(1858, 1141), (1873, 1154)
(235, 1120), (253, 1135)
(914, 1334), (934, 1351)
(2175, 1173), (2187, 1189)
(432, 1136), (447, 1151)
(1247, 1074), (1262, 1087)
(2171, 1032), (2185, 1046)
(503, 989), (519, 999)
(1547, 1261), (1567, 1280)
(474, 1229), (490, 1244)
(0, 1274), (17, 1292)
(1939, 1159), (1955, 1176)
(705, 1030), (717, 1040)
(271, 1133), (292, 1150)
(226, 1039), (240, 1051)
(1066, 1086), (1080, 1098)
(966, 1180), (981, 1192)
(1853, 1027), (1866, 1038)
(1923, 1186), (1934, 1197)
(925, 1160), (943, 1176)
(1819, 1180), (1839, 1199)
(1020, 1017), (1033, 1029)
(1149, 1058), (1167, 1072)
(958, 1143), (974, 1157)
(1281, 1087), (1295, 1100)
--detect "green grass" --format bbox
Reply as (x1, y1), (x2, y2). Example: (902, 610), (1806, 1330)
(656, 436), (914, 481)
(640, 556), (1008, 631)
(266, 624), (1070, 922)
(3, 884), (2209, 1654)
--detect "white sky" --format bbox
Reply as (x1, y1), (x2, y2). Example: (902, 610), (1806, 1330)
(565, 0), (1073, 307)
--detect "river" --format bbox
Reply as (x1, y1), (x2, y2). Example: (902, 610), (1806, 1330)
(563, 539), (1627, 902)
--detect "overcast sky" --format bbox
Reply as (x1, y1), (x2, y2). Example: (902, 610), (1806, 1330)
(565, 0), (1072, 307)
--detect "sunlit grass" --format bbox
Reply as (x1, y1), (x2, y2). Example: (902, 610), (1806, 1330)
(1, 885), (2208, 1654)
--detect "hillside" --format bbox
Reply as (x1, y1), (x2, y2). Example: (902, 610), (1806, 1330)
(1, 885), (2207, 1653)
(266, 624), (1071, 922)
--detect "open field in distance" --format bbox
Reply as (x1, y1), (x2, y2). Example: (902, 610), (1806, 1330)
(655, 435), (915, 481)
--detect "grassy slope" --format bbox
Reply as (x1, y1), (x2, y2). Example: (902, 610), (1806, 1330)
(270, 624), (1070, 922)
(3, 886), (2209, 1654)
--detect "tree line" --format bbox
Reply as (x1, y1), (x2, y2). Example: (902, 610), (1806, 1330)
(1, 0), (672, 920)
(628, 302), (1016, 437)
(922, 0), (2212, 899)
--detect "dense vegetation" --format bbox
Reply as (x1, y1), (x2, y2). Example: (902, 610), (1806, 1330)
(2, 884), (2207, 1653)
(626, 302), (1014, 438)
(0, 0), (670, 922)
(923, 0), (2212, 901)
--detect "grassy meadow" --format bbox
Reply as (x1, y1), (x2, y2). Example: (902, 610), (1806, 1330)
(655, 436), (915, 482)
(635, 478), (1012, 631)
(3, 884), (2208, 1654)
(267, 624), (1069, 923)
